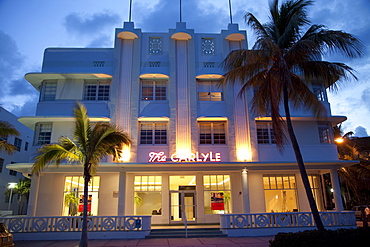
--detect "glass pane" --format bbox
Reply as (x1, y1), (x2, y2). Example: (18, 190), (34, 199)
(263, 176), (270, 189)
(270, 176), (276, 189)
(135, 192), (162, 215)
(276, 176), (283, 189)
(264, 190), (298, 213)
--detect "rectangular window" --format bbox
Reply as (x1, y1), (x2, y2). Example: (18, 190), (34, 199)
(197, 80), (222, 101)
(312, 82), (326, 102)
(134, 176), (162, 215)
(263, 174), (298, 212)
(257, 122), (276, 144)
(24, 142), (29, 151)
(308, 174), (324, 211)
(63, 176), (100, 216)
(0, 158), (3, 173)
(140, 122), (167, 145)
(318, 122), (332, 144)
(41, 80), (57, 101)
(199, 122), (226, 145)
(9, 169), (17, 176)
(34, 123), (52, 145)
(14, 137), (22, 152)
(83, 80), (110, 101)
(203, 175), (231, 214)
(141, 80), (167, 101)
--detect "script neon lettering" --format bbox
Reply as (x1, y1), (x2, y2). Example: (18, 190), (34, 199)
(149, 151), (221, 162)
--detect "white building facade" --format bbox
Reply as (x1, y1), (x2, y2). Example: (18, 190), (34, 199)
(9, 22), (354, 226)
(0, 107), (33, 215)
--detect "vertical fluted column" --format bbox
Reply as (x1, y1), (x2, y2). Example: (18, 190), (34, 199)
(172, 32), (192, 156)
(229, 40), (252, 161)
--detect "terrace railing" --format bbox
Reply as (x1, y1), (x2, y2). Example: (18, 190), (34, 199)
(0, 215), (151, 240)
(220, 211), (356, 236)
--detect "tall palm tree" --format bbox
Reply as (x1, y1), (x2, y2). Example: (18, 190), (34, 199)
(32, 102), (131, 247)
(0, 121), (20, 155)
(222, 0), (362, 231)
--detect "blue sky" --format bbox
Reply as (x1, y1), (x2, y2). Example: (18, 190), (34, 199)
(1, 0), (369, 136)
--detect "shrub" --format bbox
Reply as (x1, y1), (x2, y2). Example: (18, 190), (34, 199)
(269, 228), (370, 247)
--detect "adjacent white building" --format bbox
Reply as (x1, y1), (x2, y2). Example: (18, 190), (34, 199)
(8, 21), (354, 225)
(0, 107), (33, 215)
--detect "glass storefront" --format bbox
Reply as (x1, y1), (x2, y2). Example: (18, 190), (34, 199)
(203, 175), (231, 214)
(134, 176), (162, 215)
(62, 176), (100, 216)
(263, 174), (298, 212)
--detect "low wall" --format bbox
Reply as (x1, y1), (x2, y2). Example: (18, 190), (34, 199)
(0, 215), (151, 241)
(220, 211), (356, 237)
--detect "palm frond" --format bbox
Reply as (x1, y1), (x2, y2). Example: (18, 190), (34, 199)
(32, 143), (81, 175)
(73, 102), (91, 155)
(0, 121), (20, 136)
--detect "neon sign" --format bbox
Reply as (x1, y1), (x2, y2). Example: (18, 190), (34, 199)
(148, 151), (221, 162)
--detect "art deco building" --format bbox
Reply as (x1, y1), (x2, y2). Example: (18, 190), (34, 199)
(8, 21), (354, 225)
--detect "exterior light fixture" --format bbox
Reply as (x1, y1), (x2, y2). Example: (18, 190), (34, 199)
(242, 167), (248, 174)
(334, 138), (344, 144)
(7, 182), (17, 211)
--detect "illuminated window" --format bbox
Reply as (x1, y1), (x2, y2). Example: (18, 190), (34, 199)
(141, 80), (167, 101)
(257, 122), (276, 144)
(62, 176), (100, 216)
(40, 80), (57, 101)
(263, 174), (298, 212)
(199, 122), (226, 145)
(197, 80), (222, 101)
(134, 176), (162, 215)
(140, 122), (167, 145)
(203, 175), (231, 214)
(34, 123), (52, 146)
(84, 80), (110, 101)
(318, 122), (332, 144)
(308, 174), (324, 211)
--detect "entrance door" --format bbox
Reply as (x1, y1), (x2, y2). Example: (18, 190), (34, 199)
(170, 190), (196, 223)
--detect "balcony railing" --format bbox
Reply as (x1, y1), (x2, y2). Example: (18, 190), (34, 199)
(220, 212), (356, 236)
(0, 215), (151, 240)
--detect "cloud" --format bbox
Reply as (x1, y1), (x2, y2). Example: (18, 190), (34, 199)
(354, 126), (368, 137)
(0, 30), (38, 117)
(64, 11), (120, 36)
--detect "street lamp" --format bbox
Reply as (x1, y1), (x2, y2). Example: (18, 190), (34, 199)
(7, 182), (17, 211)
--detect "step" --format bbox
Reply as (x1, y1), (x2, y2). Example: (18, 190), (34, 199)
(146, 228), (228, 238)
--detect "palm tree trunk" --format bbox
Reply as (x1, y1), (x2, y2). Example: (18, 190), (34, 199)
(283, 83), (325, 231)
(79, 163), (91, 247)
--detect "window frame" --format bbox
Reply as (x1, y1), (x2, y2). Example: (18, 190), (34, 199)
(317, 121), (333, 144)
(40, 80), (57, 101)
(199, 121), (226, 145)
(197, 80), (223, 101)
(34, 122), (52, 146)
(256, 122), (276, 144)
(139, 122), (168, 145)
(0, 158), (3, 173)
(83, 79), (110, 101)
(141, 79), (167, 101)
(14, 137), (22, 152)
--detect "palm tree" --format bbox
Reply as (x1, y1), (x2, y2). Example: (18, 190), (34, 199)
(32, 102), (131, 247)
(0, 121), (20, 155)
(222, 0), (362, 231)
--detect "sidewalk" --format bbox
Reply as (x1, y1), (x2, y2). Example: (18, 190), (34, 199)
(14, 236), (273, 247)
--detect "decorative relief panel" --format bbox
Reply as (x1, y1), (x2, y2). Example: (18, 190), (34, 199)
(202, 38), (215, 55)
(149, 37), (162, 54)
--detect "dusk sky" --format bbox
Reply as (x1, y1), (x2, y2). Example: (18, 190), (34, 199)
(1, 0), (369, 136)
